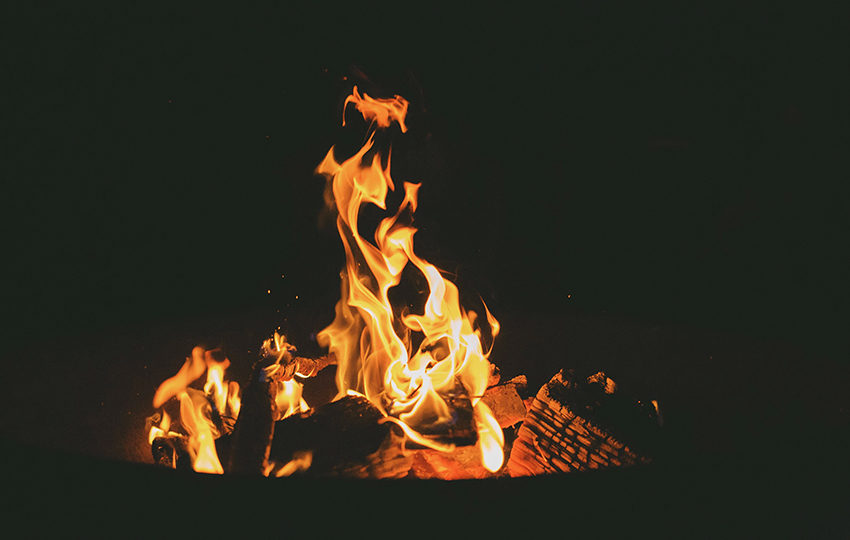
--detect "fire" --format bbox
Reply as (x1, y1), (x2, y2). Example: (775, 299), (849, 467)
(317, 86), (503, 471)
(147, 411), (172, 445)
(148, 347), (241, 474)
(178, 391), (223, 474)
(262, 332), (310, 420)
(146, 85), (504, 476)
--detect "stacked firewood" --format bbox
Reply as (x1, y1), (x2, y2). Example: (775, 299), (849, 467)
(147, 354), (661, 479)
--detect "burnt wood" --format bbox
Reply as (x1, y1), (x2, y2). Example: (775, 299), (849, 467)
(226, 362), (275, 475)
(480, 375), (528, 428)
(508, 370), (660, 476)
(402, 379), (478, 448)
(151, 436), (191, 470)
(268, 395), (409, 478)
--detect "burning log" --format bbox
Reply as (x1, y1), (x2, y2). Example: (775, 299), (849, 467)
(226, 361), (275, 475)
(480, 375), (528, 428)
(226, 336), (335, 474)
(268, 395), (411, 478)
(404, 378), (526, 480)
(507, 370), (661, 477)
(290, 353), (336, 378)
(407, 381), (478, 448)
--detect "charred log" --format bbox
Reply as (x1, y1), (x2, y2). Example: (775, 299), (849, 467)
(268, 395), (410, 478)
(226, 362), (275, 475)
(481, 375), (529, 428)
(404, 380), (478, 448)
(507, 370), (661, 476)
(151, 436), (192, 471)
(291, 353), (336, 378)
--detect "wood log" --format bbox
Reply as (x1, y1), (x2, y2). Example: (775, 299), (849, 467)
(400, 378), (478, 448)
(481, 375), (528, 428)
(151, 436), (191, 470)
(291, 353), (336, 378)
(226, 361), (275, 475)
(147, 390), (223, 471)
(507, 370), (660, 477)
(487, 363), (501, 387)
(268, 395), (411, 478)
(403, 374), (530, 480)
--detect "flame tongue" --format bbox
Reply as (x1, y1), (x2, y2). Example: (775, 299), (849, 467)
(318, 86), (503, 471)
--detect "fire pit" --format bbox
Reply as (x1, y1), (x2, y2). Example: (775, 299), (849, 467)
(142, 86), (662, 480)
(5, 4), (848, 533)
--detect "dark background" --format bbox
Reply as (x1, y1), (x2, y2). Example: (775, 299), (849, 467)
(4, 4), (846, 353)
(2, 4), (848, 524)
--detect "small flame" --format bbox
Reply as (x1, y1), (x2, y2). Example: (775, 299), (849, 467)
(343, 86), (408, 132)
(148, 411), (172, 445)
(204, 363), (227, 415)
(227, 381), (241, 418)
(273, 379), (309, 420)
(270, 451), (313, 477)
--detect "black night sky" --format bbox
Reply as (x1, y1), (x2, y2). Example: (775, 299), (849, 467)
(5, 5), (846, 352)
(2, 3), (848, 532)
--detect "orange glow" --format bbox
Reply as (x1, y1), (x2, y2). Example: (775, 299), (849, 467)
(317, 86), (503, 471)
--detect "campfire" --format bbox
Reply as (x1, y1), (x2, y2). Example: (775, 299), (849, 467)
(145, 86), (662, 479)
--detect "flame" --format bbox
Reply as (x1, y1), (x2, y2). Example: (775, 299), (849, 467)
(343, 86), (408, 132)
(148, 411), (172, 445)
(227, 381), (241, 418)
(179, 391), (223, 474)
(204, 362), (228, 415)
(474, 401), (505, 472)
(271, 451), (313, 477)
(152, 346), (207, 409)
(317, 86), (503, 471)
(261, 332), (310, 420)
(273, 379), (310, 420)
(150, 347), (241, 473)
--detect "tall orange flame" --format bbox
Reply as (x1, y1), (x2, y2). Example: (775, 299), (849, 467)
(317, 86), (503, 471)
